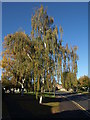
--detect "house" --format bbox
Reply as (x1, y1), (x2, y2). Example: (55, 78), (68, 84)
(56, 83), (63, 90)
(56, 83), (67, 92)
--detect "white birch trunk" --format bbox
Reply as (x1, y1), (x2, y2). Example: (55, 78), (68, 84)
(39, 96), (42, 104)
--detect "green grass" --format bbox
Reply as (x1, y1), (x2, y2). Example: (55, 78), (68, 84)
(15, 94), (59, 116)
(24, 91), (35, 95)
(42, 102), (60, 107)
(42, 102), (60, 114)
(77, 90), (89, 94)
(24, 91), (55, 98)
(43, 93), (55, 98)
(82, 91), (89, 94)
(8, 94), (60, 116)
(18, 99), (60, 115)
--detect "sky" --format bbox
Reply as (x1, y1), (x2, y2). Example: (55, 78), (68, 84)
(1, 2), (88, 79)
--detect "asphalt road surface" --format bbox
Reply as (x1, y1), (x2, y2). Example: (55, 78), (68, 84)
(2, 92), (90, 120)
(56, 91), (90, 119)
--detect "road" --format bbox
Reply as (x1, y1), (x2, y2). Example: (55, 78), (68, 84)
(55, 91), (90, 119)
(2, 92), (90, 120)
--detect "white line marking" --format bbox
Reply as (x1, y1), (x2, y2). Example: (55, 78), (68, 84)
(59, 95), (90, 118)
(57, 94), (90, 117)
(71, 100), (90, 118)
(71, 100), (86, 111)
(62, 95), (90, 118)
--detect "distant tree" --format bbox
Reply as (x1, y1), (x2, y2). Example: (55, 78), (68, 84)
(78, 75), (90, 90)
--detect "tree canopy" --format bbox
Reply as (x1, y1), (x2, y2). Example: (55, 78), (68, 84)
(78, 75), (90, 88)
(1, 5), (79, 98)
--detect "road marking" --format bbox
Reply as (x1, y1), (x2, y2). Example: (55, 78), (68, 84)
(62, 95), (90, 118)
(71, 100), (90, 118)
(59, 95), (90, 118)
(57, 94), (90, 117)
(71, 100), (86, 111)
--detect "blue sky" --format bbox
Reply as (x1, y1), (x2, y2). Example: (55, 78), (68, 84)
(1, 2), (88, 79)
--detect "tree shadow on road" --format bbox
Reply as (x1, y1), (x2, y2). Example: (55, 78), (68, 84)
(2, 93), (90, 120)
